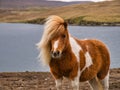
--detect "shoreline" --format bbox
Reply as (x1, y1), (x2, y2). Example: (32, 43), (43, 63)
(0, 68), (119, 73)
(25, 18), (120, 26)
(10, 21), (120, 26)
(0, 68), (120, 90)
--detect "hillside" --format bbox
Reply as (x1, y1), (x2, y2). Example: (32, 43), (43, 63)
(0, 0), (120, 26)
(0, 0), (90, 8)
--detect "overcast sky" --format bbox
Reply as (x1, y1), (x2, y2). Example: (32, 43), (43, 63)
(47, 0), (112, 2)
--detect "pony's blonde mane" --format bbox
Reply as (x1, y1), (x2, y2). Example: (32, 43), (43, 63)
(37, 15), (66, 65)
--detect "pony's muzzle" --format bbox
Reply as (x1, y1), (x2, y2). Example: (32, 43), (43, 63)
(51, 50), (61, 58)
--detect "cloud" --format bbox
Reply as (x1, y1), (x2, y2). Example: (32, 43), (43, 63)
(47, 0), (112, 2)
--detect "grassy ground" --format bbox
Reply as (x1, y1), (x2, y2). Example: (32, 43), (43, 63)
(0, 0), (120, 26)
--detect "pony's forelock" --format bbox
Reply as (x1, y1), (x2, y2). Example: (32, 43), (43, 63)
(37, 15), (66, 65)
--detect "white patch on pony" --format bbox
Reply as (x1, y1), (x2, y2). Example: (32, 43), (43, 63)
(69, 36), (82, 90)
(69, 37), (82, 62)
(53, 40), (59, 51)
(85, 52), (93, 68)
(84, 38), (88, 40)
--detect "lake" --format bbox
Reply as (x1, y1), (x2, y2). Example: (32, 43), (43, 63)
(0, 23), (120, 72)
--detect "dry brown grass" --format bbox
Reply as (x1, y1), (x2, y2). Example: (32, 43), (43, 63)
(0, 7), (49, 22)
(0, 0), (120, 25)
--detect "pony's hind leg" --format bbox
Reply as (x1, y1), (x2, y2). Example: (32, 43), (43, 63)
(88, 76), (103, 90)
(100, 71), (109, 90)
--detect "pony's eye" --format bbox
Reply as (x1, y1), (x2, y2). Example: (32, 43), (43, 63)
(62, 34), (66, 38)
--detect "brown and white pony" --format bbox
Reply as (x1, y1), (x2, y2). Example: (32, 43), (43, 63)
(37, 15), (110, 90)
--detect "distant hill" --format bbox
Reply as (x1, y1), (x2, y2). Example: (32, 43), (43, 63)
(26, 0), (120, 26)
(0, 0), (91, 9)
(0, 0), (119, 26)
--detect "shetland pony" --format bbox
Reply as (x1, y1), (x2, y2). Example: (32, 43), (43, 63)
(37, 15), (110, 90)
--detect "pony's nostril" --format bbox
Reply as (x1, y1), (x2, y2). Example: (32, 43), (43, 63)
(53, 52), (56, 56)
(56, 51), (60, 55)
(52, 51), (60, 58)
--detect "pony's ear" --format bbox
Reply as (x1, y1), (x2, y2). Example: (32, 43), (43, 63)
(63, 22), (67, 29)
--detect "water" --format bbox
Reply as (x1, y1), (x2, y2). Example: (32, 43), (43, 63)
(0, 23), (120, 72)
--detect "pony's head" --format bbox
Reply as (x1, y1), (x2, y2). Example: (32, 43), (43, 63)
(50, 21), (69, 59)
(37, 15), (69, 64)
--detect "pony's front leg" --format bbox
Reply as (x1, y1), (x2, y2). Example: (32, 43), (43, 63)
(55, 78), (62, 90)
(71, 77), (80, 90)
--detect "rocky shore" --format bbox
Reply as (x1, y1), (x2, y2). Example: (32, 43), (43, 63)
(0, 68), (120, 90)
